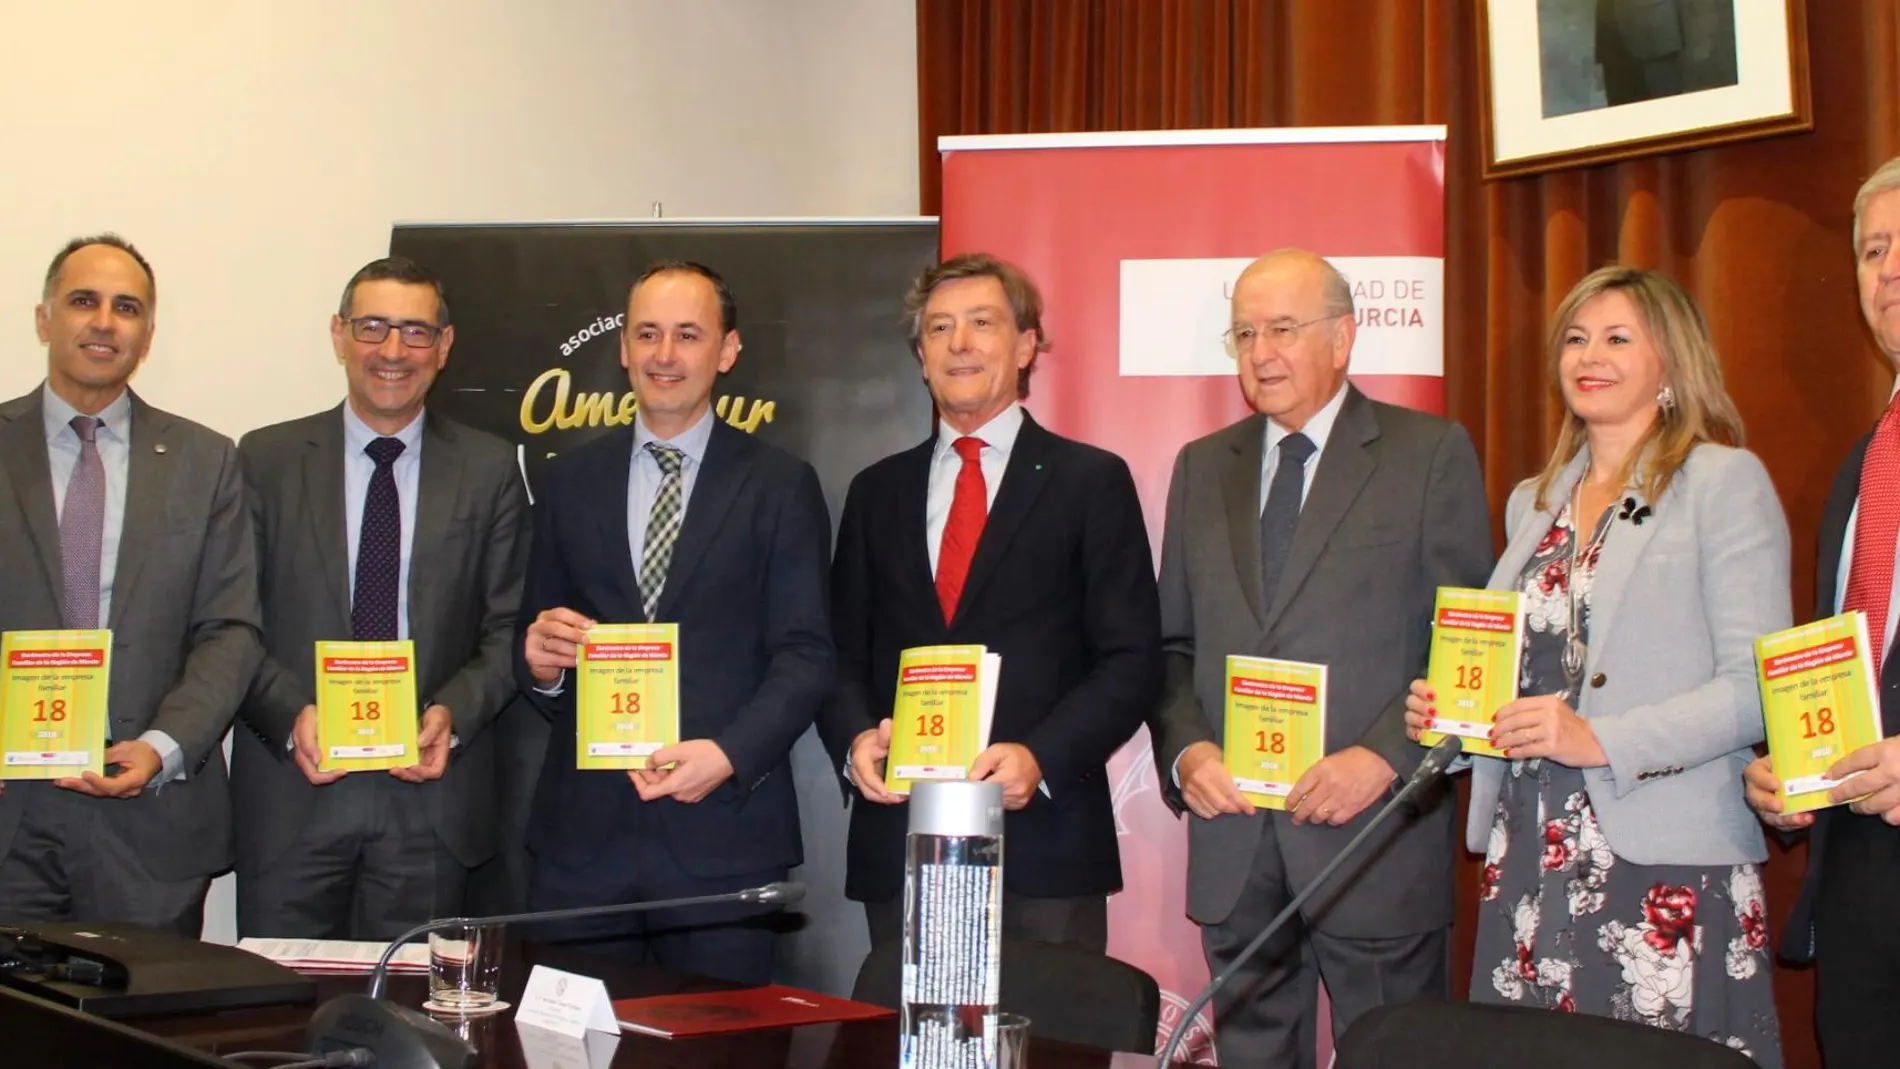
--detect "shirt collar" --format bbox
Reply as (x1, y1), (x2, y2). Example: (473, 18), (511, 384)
(635, 405), (716, 467)
(42, 381), (131, 443)
(934, 402), (1025, 463)
(1264, 382), (1349, 457)
(342, 402), (426, 458)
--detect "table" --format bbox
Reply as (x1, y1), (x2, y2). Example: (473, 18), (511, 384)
(126, 943), (1157, 1068)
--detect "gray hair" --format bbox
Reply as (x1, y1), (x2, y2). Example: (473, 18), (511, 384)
(1854, 155), (1900, 251)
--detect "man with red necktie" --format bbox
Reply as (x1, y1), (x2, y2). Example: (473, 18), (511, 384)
(1748, 153), (1900, 1069)
(818, 253), (1162, 951)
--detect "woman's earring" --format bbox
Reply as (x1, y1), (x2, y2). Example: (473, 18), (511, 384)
(1657, 385), (1676, 412)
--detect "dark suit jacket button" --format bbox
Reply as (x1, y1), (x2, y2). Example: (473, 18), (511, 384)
(1590, 672), (1607, 688)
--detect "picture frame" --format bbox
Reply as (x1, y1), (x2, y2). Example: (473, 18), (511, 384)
(1478, 0), (1812, 180)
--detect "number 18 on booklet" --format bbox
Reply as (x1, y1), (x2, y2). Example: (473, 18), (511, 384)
(1222, 656), (1326, 810)
(315, 640), (419, 772)
(1420, 588), (1521, 760)
(1, 630), (111, 780)
(886, 644), (998, 796)
(1755, 613), (1884, 815)
(575, 624), (681, 770)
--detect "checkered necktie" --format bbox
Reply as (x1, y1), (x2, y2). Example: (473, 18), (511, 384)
(639, 443), (685, 620)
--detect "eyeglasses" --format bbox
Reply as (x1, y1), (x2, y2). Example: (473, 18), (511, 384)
(348, 316), (444, 348)
(1223, 314), (1348, 356)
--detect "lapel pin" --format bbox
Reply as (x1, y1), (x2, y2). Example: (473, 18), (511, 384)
(154, 444), (168, 454)
(1034, 463), (1044, 471)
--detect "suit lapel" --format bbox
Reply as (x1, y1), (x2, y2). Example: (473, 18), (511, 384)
(0, 392), (63, 607)
(410, 413), (465, 648)
(109, 394), (177, 627)
(1262, 389), (1378, 636)
(654, 421), (752, 620)
(1579, 457), (1661, 668)
(1489, 454), (1586, 591)
(1817, 435), (1868, 620)
(1220, 415), (1268, 628)
(593, 428), (644, 618)
(303, 409), (353, 625)
(953, 413), (1053, 623)
(893, 438), (939, 621)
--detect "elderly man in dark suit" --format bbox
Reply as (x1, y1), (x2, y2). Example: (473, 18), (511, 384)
(818, 252), (1162, 951)
(1148, 249), (1493, 1069)
(0, 234), (262, 936)
(517, 261), (833, 986)
(231, 256), (529, 939)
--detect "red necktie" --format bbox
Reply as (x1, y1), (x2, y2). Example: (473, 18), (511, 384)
(1845, 403), (1900, 678)
(935, 436), (988, 624)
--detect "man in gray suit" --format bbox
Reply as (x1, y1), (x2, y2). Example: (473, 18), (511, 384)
(1148, 250), (1492, 1069)
(232, 256), (529, 939)
(0, 234), (262, 936)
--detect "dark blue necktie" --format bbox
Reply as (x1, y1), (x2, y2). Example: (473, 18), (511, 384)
(352, 436), (405, 641)
(1259, 432), (1316, 613)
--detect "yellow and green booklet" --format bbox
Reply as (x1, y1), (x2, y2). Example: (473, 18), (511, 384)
(1756, 612), (1884, 815)
(1421, 587), (1523, 760)
(1, 630), (110, 780)
(316, 640), (419, 772)
(1223, 655), (1327, 810)
(886, 644), (999, 795)
(575, 623), (681, 770)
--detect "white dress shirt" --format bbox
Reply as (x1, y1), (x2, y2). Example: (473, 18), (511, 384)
(1258, 381), (1349, 515)
(927, 403), (1024, 576)
(42, 383), (182, 782)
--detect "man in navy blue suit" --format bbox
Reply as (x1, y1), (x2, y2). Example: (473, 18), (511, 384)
(515, 261), (834, 985)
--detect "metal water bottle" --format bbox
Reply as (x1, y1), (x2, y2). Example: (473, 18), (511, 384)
(898, 780), (1005, 1069)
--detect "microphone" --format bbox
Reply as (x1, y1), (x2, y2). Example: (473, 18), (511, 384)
(1154, 736), (1462, 1068)
(304, 880), (807, 1069)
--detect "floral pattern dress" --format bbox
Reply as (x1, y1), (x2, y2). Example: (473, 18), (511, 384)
(1468, 502), (1782, 1066)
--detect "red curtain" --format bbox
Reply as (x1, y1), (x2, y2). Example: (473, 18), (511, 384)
(917, 3), (1900, 1066)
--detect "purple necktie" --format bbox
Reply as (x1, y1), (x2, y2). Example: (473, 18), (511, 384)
(60, 416), (105, 630)
(352, 437), (405, 641)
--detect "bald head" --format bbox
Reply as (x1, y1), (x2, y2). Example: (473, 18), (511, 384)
(1234, 250), (1354, 319)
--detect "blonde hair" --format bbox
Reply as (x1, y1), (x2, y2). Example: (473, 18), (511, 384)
(1531, 266), (1745, 510)
(1854, 154), (1900, 251)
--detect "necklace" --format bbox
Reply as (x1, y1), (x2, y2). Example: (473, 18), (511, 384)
(1560, 477), (1615, 700)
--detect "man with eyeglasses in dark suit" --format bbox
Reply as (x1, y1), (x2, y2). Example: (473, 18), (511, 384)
(230, 256), (529, 938)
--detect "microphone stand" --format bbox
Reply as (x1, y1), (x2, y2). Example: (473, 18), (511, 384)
(367, 886), (788, 998)
(1155, 737), (1463, 1067)
(305, 881), (805, 1069)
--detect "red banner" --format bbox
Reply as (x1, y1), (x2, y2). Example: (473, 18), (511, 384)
(940, 127), (1447, 1065)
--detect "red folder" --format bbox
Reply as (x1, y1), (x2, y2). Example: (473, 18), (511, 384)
(613, 984), (896, 1038)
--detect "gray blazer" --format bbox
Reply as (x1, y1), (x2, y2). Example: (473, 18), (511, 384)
(1466, 443), (1789, 866)
(230, 406), (530, 876)
(1147, 387), (1494, 937)
(0, 388), (263, 881)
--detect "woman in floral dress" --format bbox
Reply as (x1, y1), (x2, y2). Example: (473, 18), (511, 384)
(1404, 266), (1789, 1065)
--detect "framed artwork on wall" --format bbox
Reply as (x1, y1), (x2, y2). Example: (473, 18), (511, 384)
(1479, 0), (1811, 179)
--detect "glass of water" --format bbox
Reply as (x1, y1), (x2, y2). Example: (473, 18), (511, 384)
(993, 1012), (1031, 1069)
(428, 923), (504, 1012)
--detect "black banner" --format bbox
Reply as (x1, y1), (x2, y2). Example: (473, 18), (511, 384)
(389, 220), (940, 995)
